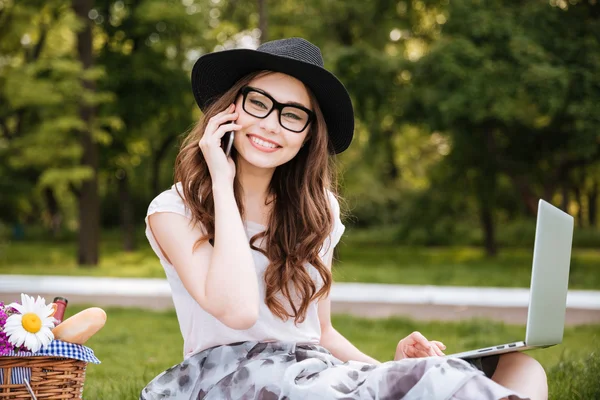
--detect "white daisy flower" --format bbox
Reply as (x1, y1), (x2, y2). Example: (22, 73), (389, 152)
(4, 293), (55, 353)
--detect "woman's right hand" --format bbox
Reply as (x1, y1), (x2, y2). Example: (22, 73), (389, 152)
(394, 331), (446, 360)
(198, 103), (242, 187)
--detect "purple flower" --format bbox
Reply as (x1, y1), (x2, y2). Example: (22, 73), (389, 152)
(0, 301), (27, 355)
(0, 302), (12, 356)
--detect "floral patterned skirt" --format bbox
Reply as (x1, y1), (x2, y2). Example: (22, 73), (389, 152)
(140, 341), (527, 400)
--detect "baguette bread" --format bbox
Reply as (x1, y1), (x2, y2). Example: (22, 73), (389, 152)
(52, 307), (107, 345)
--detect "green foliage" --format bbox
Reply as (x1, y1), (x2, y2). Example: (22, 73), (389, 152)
(1, 0), (599, 260)
(401, 0), (600, 253)
(0, 1), (119, 233)
(396, 214), (600, 248)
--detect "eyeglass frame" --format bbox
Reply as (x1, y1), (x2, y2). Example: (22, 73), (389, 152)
(238, 86), (315, 133)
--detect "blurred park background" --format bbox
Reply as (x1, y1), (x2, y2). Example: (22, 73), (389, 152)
(1, 0), (599, 398)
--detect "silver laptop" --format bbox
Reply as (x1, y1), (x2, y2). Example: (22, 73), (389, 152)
(446, 199), (574, 360)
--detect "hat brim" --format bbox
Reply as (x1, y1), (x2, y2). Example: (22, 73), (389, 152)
(191, 49), (354, 154)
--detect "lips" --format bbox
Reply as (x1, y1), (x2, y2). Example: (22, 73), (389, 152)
(247, 134), (282, 153)
(247, 134), (281, 147)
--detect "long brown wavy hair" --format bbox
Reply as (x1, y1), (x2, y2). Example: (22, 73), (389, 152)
(174, 70), (339, 324)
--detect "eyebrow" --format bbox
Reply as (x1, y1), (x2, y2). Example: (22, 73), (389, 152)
(248, 86), (311, 110)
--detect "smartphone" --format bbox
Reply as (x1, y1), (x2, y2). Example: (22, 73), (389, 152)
(221, 131), (234, 157)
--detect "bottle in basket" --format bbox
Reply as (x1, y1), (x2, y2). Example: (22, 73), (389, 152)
(52, 296), (68, 326)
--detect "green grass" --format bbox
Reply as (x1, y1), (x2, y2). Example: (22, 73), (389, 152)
(1, 228), (600, 289)
(78, 306), (599, 399)
(335, 243), (600, 289)
(0, 238), (164, 278)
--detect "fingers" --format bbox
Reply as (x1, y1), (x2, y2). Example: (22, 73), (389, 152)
(209, 114), (240, 137)
(401, 332), (445, 358)
(407, 347), (433, 358)
(430, 342), (445, 357)
(431, 341), (446, 354)
(206, 104), (238, 135)
(213, 122), (242, 140)
(198, 104), (242, 151)
(408, 331), (436, 356)
(408, 331), (431, 348)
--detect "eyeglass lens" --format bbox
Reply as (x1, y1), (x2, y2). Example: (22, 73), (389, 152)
(244, 91), (310, 132)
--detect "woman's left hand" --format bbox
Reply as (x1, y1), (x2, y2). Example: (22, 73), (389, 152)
(394, 331), (446, 360)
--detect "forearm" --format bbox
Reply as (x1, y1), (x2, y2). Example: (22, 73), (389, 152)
(320, 326), (381, 365)
(205, 184), (259, 321)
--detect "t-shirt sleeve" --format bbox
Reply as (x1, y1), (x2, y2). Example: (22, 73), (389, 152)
(145, 183), (192, 264)
(319, 190), (346, 259)
(146, 185), (190, 220)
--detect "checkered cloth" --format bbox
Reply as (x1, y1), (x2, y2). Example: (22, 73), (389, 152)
(0, 340), (100, 385)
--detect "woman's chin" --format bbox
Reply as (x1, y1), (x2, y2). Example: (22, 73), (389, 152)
(237, 150), (282, 170)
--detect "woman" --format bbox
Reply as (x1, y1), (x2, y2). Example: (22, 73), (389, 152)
(141, 38), (547, 399)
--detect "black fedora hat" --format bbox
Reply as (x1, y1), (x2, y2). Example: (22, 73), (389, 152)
(191, 37), (354, 154)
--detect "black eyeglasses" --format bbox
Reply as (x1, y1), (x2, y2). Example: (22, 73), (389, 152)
(239, 86), (314, 133)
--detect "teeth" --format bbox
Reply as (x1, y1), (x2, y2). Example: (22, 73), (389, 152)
(251, 136), (277, 149)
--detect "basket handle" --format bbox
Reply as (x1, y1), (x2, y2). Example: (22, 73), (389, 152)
(24, 378), (37, 400)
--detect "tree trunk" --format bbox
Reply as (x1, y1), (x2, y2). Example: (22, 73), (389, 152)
(383, 129), (399, 181)
(366, 128), (399, 183)
(543, 183), (556, 207)
(118, 170), (136, 252)
(479, 127), (498, 257)
(509, 174), (538, 216)
(480, 200), (497, 257)
(258, 0), (268, 43)
(73, 0), (99, 266)
(573, 185), (584, 227)
(589, 179), (598, 228)
(475, 175), (498, 257)
(561, 183), (569, 212)
(151, 134), (178, 195)
(43, 188), (62, 237)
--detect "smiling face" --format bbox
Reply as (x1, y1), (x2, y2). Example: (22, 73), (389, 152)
(232, 72), (313, 171)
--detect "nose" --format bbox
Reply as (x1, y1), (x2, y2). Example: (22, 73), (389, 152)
(259, 109), (281, 135)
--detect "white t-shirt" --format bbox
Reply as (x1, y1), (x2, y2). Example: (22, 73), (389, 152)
(145, 183), (345, 359)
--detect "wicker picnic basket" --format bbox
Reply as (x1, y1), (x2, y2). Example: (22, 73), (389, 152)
(0, 356), (87, 399)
